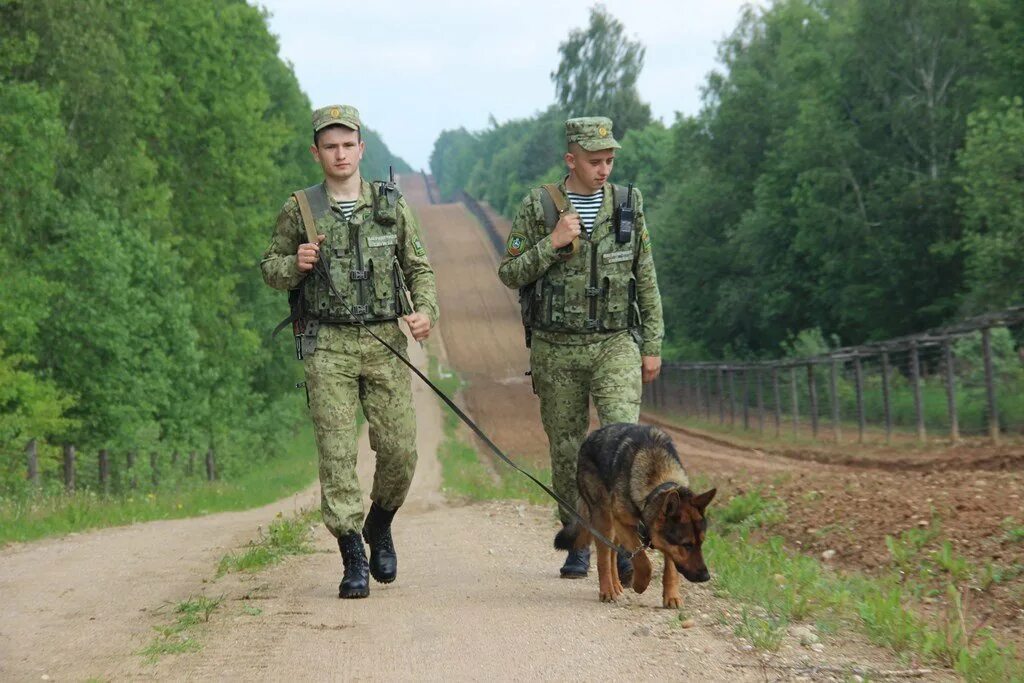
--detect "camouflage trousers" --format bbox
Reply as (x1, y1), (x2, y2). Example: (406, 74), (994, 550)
(303, 321), (417, 538)
(530, 330), (641, 525)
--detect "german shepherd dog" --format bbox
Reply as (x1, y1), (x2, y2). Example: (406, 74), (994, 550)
(554, 423), (716, 607)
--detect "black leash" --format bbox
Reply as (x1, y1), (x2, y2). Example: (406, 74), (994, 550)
(307, 258), (639, 558)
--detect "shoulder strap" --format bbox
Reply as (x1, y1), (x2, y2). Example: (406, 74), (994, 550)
(611, 182), (627, 209)
(539, 184), (565, 229)
(540, 184), (579, 256)
(293, 184), (330, 243)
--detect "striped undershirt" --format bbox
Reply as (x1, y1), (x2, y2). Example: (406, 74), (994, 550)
(336, 199), (357, 220)
(566, 190), (603, 235)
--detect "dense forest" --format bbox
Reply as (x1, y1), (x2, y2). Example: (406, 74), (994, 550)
(0, 0), (409, 491)
(430, 0), (1023, 360)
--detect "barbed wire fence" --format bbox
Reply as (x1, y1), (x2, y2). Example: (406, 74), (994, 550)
(643, 307), (1024, 445)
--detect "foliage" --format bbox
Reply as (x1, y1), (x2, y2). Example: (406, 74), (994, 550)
(0, 0), (408, 493)
(431, 0), (1024, 362)
(551, 4), (651, 139)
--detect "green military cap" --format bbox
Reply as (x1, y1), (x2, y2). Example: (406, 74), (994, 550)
(312, 104), (361, 133)
(565, 116), (621, 151)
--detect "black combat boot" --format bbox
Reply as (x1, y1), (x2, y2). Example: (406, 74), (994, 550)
(559, 548), (591, 578)
(337, 532), (370, 599)
(616, 550), (634, 586)
(361, 502), (398, 584)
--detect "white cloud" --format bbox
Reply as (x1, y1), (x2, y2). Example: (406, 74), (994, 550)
(255, 0), (760, 169)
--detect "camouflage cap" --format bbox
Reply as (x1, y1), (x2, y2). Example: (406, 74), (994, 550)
(312, 104), (361, 133)
(565, 116), (621, 151)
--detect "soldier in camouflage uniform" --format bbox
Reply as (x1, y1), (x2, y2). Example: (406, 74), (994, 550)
(498, 116), (664, 580)
(261, 105), (438, 599)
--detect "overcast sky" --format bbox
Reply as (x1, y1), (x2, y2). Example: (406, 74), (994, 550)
(255, 1), (761, 170)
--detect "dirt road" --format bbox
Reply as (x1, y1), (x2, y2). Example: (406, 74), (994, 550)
(0, 174), (946, 681)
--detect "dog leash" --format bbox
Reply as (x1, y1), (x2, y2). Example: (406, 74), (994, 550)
(306, 256), (641, 558)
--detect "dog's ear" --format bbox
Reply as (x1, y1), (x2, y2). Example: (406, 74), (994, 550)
(662, 488), (681, 518)
(691, 488), (717, 513)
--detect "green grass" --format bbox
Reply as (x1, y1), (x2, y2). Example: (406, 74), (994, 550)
(705, 491), (1023, 682)
(428, 354), (550, 505)
(217, 508), (319, 576)
(0, 428), (318, 545)
(140, 595), (222, 660)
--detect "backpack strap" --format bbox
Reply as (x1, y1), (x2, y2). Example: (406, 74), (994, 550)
(540, 184), (579, 257)
(292, 185), (326, 243)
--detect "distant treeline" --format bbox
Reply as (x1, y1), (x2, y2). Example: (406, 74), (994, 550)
(429, 1), (1023, 360)
(0, 0), (409, 492)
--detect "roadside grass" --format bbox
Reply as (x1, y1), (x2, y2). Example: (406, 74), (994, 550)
(705, 490), (1023, 682)
(142, 506), (318, 661)
(217, 508), (320, 576)
(141, 595), (223, 660)
(0, 428), (317, 545)
(428, 354), (550, 506)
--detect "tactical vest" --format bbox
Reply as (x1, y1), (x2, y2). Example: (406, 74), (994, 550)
(298, 181), (409, 324)
(524, 183), (641, 335)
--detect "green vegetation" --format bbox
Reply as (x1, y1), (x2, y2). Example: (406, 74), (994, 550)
(706, 490), (1023, 681)
(217, 508), (319, 576)
(0, 1), (408, 500)
(0, 428), (317, 545)
(141, 595), (223, 659)
(431, 1), (1024, 361)
(428, 353), (550, 505)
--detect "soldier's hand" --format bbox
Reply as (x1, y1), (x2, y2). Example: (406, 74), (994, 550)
(551, 212), (582, 249)
(296, 234), (326, 272)
(403, 312), (431, 342)
(641, 355), (662, 384)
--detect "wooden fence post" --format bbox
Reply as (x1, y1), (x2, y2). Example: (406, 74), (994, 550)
(205, 449), (216, 481)
(728, 369), (737, 426)
(771, 367), (782, 437)
(188, 450), (196, 476)
(830, 358), (842, 443)
(742, 368), (750, 430)
(790, 367), (800, 437)
(756, 368), (765, 434)
(99, 449), (110, 494)
(717, 368), (725, 424)
(853, 354), (865, 443)
(150, 451), (159, 488)
(982, 327), (1000, 443)
(704, 369), (713, 420)
(26, 439), (40, 487)
(63, 444), (76, 493)
(807, 363), (819, 438)
(943, 339), (959, 442)
(881, 352), (893, 443)
(127, 450), (138, 489)
(694, 368), (703, 419)
(910, 341), (926, 442)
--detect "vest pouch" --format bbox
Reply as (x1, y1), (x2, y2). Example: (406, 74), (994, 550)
(544, 282), (565, 326)
(373, 182), (400, 225)
(601, 273), (634, 331)
(364, 230), (400, 318)
(326, 248), (354, 318)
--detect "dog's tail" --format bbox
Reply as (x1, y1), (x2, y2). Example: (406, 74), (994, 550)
(553, 501), (593, 550)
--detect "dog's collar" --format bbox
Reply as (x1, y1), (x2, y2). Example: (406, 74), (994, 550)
(636, 481), (681, 549)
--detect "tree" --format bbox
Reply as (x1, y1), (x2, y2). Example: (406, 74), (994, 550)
(551, 5), (651, 139)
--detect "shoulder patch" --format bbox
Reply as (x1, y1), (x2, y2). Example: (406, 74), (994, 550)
(506, 232), (527, 257)
(413, 238), (426, 256)
(640, 227), (651, 252)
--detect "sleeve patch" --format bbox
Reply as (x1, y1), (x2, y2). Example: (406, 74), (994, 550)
(506, 232), (527, 257)
(640, 227), (651, 252)
(413, 238), (426, 256)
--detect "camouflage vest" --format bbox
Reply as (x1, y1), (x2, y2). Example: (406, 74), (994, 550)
(525, 183), (641, 334)
(298, 181), (408, 323)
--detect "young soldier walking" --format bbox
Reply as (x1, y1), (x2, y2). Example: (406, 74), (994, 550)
(261, 105), (438, 598)
(498, 117), (664, 581)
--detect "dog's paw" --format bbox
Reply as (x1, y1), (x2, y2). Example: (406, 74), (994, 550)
(600, 590), (618, 603)
(611, 579), (624, 596)
(662, 595), (683, 609)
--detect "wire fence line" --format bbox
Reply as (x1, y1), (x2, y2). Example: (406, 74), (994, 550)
(643, 307), (1024, 445)
(450, 186), (1022, 446)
